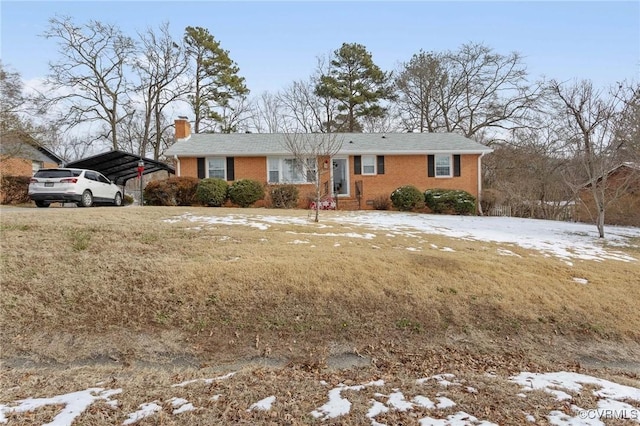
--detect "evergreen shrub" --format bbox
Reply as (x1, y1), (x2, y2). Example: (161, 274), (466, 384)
(390, 185), (424, 211)
(196, 178), (229, 207)
(425, 188), (476, 215)
(228, 179), (265, 207)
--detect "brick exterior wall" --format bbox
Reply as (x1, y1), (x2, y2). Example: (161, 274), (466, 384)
(177, 153), (482, 211)
(576, 167), (640, 227)
(1, 157), (58, 177)
(0, 157), (59, 204)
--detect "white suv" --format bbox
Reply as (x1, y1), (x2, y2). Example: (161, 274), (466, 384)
(29, 168), (123, 208)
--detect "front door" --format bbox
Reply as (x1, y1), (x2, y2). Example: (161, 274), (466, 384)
(332, 158), (349, 197)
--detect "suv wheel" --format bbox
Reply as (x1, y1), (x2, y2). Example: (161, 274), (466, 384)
(79, 190), (93, 207)
(35, 201), (50, 208)
(114, 192), (123, 207)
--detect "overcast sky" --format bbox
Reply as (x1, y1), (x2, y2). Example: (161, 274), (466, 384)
(1, 1), (639, 96)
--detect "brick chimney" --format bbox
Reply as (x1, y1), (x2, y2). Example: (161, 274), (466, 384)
(175, 116), (191, 140)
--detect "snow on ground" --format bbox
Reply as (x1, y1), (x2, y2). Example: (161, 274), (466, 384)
(2, 371), (638, 425)
(164, 211), (640, 263)
(3, 211), (638, 424)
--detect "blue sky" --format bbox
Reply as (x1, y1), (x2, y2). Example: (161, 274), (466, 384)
(1, 1), (639, 96)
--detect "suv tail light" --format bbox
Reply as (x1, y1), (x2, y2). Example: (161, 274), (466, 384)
(29, 178), (38, 183)
(60, 178), (78, 183)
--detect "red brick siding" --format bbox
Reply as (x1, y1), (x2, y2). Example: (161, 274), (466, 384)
(177, 154), (482, 210)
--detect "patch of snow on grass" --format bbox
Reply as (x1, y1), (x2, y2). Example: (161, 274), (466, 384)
(248, 396), (276, 411)
(511, 372), (640, 422)
(386, 391), (414, 411)
(333, 212), (640, 262)
(497, 248), (521, 257)
(435, 396), (456, 409)
(122, 401), (162, 425)
(0, 388), (122, 426)
(311, 380), (385, 420)
(573, 277), (589, 285)
(172, 372), (236, 388)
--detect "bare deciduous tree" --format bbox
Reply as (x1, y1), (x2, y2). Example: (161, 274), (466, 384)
(133, 22), (191, 159)
(250, 91), (283, 133)
(396, 43), (541, 139)
(281, 132), (344, 222)
(549, 79), (634, 237)
(40, 16), (136, 150)
(0, 61), (26, 136)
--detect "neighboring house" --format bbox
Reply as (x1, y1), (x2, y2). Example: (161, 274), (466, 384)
(164, 118), (493, 211)
(1, 131), (63, 203)
(577, 162), (640, 227)
(0, 131), (63, 176)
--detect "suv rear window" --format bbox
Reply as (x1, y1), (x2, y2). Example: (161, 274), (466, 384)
(34, 169), (81, 178)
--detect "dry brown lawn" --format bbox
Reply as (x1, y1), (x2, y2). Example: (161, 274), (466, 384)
(1, 205), (639, 425)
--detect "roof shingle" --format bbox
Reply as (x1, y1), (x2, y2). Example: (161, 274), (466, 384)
(164, 133), (492, 157)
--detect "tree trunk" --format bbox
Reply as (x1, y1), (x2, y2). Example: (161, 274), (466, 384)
(597, 208), (605, 238)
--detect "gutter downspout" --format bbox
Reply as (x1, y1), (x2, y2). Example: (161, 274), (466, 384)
(174, 155), (180, 177)
(477, 152), (486, 216)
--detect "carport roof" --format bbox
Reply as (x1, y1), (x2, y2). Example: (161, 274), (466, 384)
(65, 150), (174, 186)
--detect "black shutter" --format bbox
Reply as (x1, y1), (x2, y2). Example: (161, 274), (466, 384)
(226, 157), (235, 181)
(453, 155), (461, 177)
(427, 155), (435, 177)
(354, 156), (362, 175)
(197, 157), (205, 179)
(377, 156), (385, 174)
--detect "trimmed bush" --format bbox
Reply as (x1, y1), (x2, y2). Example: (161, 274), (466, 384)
(372, 195), (391, 210)
(390, 185), (424, 211)
(196, 178), (229, 207)
(124, 194), (135, 205)
(144, 177), (199, 206)
(0, 175), (31, 205)
(425, 188), (476, 215)
(269, 184), (299, 208)
(228, 179), (265, 208)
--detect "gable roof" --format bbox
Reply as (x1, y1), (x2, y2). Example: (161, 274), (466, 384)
(164, 133), (493, 157)
(0, 131), (64, 164)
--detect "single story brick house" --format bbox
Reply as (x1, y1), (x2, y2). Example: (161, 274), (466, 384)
(164, 118), (493, 211)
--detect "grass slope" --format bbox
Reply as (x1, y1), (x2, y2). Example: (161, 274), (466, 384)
(1, 206), (639, 368)
(2, 206), (640, 425)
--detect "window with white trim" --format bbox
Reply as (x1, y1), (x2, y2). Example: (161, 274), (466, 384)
(267, 157), (316, 184)
(207, 157), (226, 179)
(361, 155), (376, 175)
(435, 154), (452, 177)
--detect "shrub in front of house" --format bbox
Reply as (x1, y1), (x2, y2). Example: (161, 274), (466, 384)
(372, 194), (391, 210)
(1, 175), (31, 205)
(425, 188), (476, 215)
(144, 177), (199, 206)
(196, 178), (229, 207)
(269, 184), (299, 208)
(228, 179), (265, 208)
(390, 185), (424, 211)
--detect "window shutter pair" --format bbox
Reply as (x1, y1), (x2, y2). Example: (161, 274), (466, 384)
(427, 155), (461, 177)
(197, 157), (235, 180)
(354, 156), (385, 175)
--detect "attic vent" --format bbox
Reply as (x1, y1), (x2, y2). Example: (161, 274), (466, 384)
(381, 134), (386, 138)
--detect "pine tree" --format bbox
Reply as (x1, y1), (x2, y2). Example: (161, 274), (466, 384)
(184, 26), (249, 133)
(314, 43), (392, 132)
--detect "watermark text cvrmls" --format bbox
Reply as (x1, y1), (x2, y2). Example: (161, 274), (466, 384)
(578, 408), (639, 420)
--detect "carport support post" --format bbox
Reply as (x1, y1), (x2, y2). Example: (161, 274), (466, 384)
(138, 160), (144, 206)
